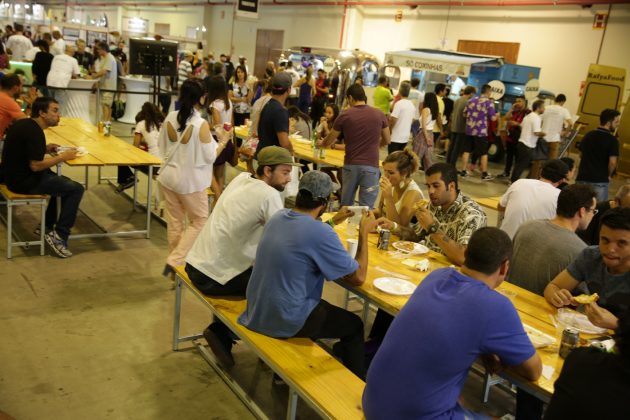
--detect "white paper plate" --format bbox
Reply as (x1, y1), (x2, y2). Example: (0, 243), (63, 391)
(392, 241), (429, 255)
(524, 324), (555, 348)
(373, 277), (416, 296)
(557, 308), (608, 335)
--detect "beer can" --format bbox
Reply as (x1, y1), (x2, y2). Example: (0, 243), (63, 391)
(104, 121), (111, 137)
(377, 229), (390, 250)
(559, 328), (579, 359)
(98, 121), (104, 133)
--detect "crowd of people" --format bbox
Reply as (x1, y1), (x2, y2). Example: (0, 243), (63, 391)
(0, 33), (628, 418)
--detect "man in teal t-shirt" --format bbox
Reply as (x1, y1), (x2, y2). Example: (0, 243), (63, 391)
(373, 75), (393, 115)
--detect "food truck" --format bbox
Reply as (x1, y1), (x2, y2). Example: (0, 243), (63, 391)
(279, 46), (380, 106)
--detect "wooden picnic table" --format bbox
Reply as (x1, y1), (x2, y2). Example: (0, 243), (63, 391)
(473, 195), (502, 211)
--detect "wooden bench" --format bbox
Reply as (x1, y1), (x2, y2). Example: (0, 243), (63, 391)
(172, 266), (365, 420)
(0, 184), (48, 259)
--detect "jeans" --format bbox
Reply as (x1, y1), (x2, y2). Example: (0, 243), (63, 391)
(185, 263), (251, 297)
(503, 141), (517, 174)
(447, 132), (466, 166)
(511, 143), (534, 183)
(388, 142), (407, 154)
(294, 299), (365, 378)
(577, 181), (609, 202)
(341, 164), (380, 208)
(29, 170), (84, 242)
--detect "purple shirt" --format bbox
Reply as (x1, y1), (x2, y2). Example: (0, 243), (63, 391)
(465, 96), (496, 137)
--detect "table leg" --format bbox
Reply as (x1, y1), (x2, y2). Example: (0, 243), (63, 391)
(132, 167), (138, 211)
(172, 274), (183, 351)
(146, 166), (153, 239)
(286, 389), (298, 420)
(84, 166), (89, 190)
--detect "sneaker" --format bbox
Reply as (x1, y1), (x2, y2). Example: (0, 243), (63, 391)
(458, 170), (469, 178)
(115, 177), (136, 193)
(481, 173), (495, 181)
(203, 324), (235, 368)
(45, 231), (73, 258)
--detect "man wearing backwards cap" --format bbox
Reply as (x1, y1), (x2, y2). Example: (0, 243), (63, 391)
(255, 71), (294, 157)
(239, 170), (378, 378)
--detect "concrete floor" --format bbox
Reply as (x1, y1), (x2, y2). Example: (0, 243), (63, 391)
(1, 123), (627, 419)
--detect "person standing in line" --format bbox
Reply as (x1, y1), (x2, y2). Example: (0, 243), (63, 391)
(460, 84), (497, 181)
(432, 83), (447, 144)
(497, 96), (529, 178)
(177, 51), (194, 90)
(91, 41), (118, 123)
(510, 99), (546, 183)
(541, 93), (573, 160)
(575, 108), (620, 202)
(310, 69), (330, 127)
(255, 73), (293, 157)
(407, 77), (424, 137)
(50, 30), (66, 56)
(412, 92), (438, 171)
(73, 39), (94, 73)
(46, 44), (80, 93)
(5, 23), (32, 60)
(31, 40), (54, 96)
(284, 60), (300, 107)
(388, 81), (415, 154)
(158, 79), (230, 275)
(448, 74), (465, 101)
(373, 76), (393, 115)
(447, 85), (475, 166)
(319, 84), (390, 208)
(295, 67), (315, 115)
(229, 65), (252, 127)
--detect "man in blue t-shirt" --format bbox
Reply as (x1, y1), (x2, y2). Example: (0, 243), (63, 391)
(545, 207), (630, 330)
(238, 170), (378, 378)
(363, 227), (542, 419)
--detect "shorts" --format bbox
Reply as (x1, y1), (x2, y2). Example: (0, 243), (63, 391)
(472, 136), (490, 156)
(463, 135), (476, 153)
(100, 91), (114, 107)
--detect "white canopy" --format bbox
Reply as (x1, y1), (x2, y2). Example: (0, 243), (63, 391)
(383, 49), (503, 77)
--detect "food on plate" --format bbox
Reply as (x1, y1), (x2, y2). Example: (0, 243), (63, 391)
(573, 293), (599, 304)
(396, 241), (416, 252)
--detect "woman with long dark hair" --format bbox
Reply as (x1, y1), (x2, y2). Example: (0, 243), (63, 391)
(229, 65), (252, 127)
(205, 75), (235, 195)
(413, 92), (438, 170)
(158, 79), (230, 276)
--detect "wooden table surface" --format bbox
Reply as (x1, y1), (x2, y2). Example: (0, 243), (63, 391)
(473, 195), (502, 211)
(45, 118), (162, 167)
(235, 125), (345, 168)
(328, 216), (567, 398)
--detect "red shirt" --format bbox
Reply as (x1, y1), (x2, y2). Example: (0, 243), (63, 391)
(0, 91), (26, 138)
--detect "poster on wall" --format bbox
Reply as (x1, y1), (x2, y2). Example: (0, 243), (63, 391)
(236, 0), (259, 19)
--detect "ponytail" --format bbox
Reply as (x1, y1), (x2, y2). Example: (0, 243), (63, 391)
(177, 79), (205, 132)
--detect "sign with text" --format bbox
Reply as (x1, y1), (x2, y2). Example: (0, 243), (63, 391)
(524, 78), (540, 101)
(384, 53), (469, 76)
(488, 80), (506, 100)
(123, 16), (149, 34)
(237, 0), (259, 19)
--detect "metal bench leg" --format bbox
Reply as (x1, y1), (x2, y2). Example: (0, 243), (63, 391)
(172, 275), (183, 351)
(286, 389), (298, 420)
(343, 289), (350, 309)
(40, 199), (46, 256)
(146, 166), (153, 239)
(132, 168), (138, 211)
(362, 299), (371, 325)
(6, 200), (12, 259)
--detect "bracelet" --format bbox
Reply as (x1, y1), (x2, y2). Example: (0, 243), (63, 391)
(327, 218), (336, 228)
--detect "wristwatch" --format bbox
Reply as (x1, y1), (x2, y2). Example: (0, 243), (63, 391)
(427, 222), (440, 235)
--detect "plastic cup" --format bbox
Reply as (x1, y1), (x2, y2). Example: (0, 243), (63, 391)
(347, 239), (358, 258)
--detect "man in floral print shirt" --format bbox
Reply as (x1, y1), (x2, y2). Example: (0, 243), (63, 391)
(377, 163), (487, 266)
(460, 84), (498, 181)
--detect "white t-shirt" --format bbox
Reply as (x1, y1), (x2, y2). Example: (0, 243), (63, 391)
(285, 68), (300, 96)
(24, 46), (40, 61)
(390, 98), (416, 144)
(518, 112), (542, 148)
(51, 38), (66, 56)
(185, 172), (284, 284)
(6, 34), (33, 60)
(541, 104), (571, 142)
(499, 179), (560, 239)
(408, 88), (424, 120)
(95, 53), (118, 90)
(46, 54), (80, 88)
(211, 99), (233, 125)
(135, 120), (160, 158)
(449, 77), (465, 101)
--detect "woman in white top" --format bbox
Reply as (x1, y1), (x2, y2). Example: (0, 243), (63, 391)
(205, 75), (235, 197)
(412, 92), (438, 171)
(374, 149), (425, 227)
(116, 102), (164, 192)
(229, 65), (252, 127)
(158, 79), (230, 273)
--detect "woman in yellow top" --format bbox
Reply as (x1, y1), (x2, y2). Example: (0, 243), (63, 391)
(373, 149), (424, 227)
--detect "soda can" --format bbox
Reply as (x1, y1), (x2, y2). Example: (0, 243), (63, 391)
(559, 328), (579, 359)
(104, 121), (111, 137)
(377, 229), (390, 250)
(223, 122), (232, 132)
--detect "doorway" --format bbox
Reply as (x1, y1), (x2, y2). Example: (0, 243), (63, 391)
(254, 29), (284, 79)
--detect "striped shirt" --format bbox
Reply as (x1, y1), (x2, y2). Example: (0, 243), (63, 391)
(177, 60), (192, 87)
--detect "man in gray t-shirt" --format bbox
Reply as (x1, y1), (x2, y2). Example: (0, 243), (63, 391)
(509, 185), (596, 295)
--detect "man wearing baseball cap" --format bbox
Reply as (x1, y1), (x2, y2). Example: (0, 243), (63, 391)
(186, 146), (299, 366)
(255, 72), (294, 157)
(239, 171), (378, 378)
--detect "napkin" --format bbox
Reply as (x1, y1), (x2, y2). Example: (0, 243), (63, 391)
(542, 365), (555, 380)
